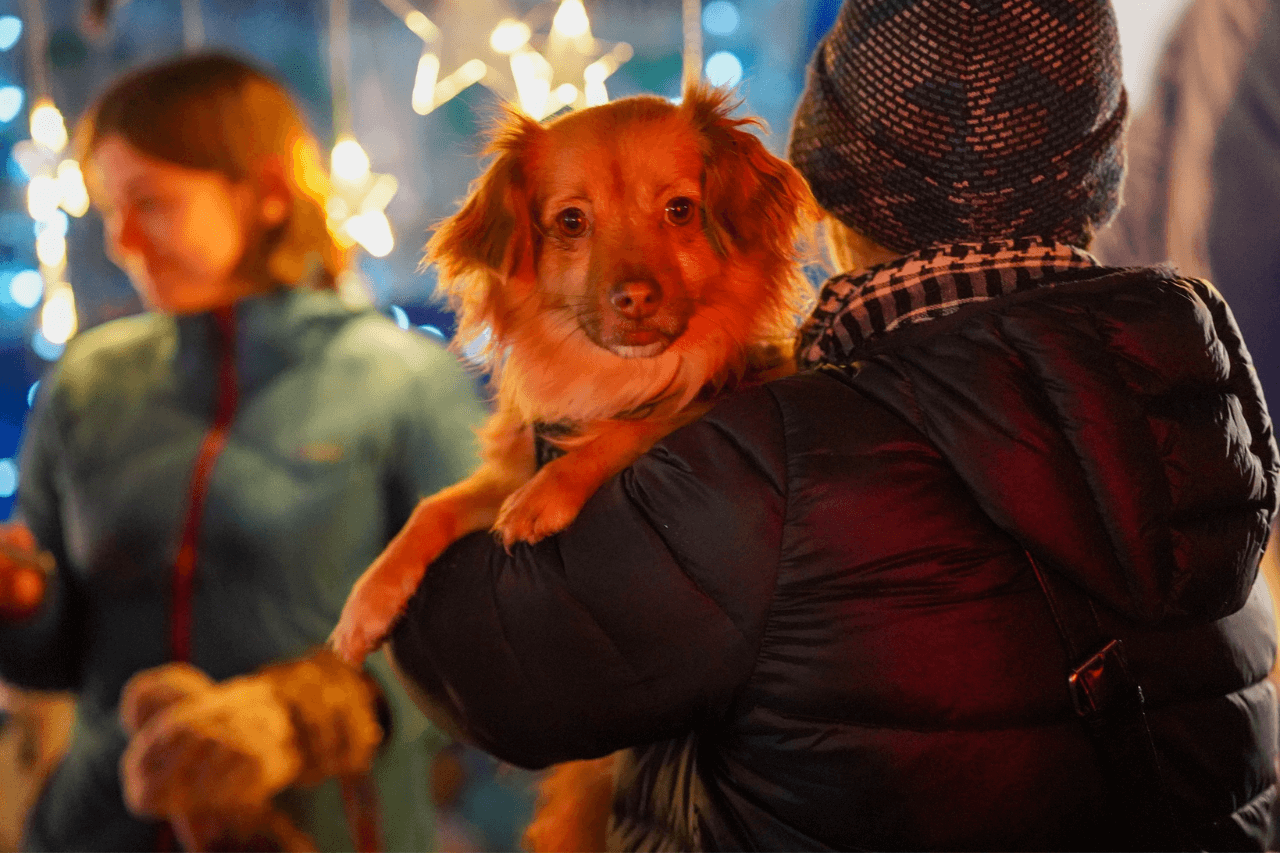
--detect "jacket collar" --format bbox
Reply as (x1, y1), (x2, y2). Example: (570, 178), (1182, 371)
(174, 286), (358, 398)
(797, 238), (1099, 369)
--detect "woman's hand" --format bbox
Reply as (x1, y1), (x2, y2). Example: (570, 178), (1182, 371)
(119, 650), (382, 822)
(118, 664), (303, 819)
(119, 662), (326, 852)
(0, 523), (53, 621)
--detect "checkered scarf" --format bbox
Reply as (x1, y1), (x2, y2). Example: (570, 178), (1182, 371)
(797, 238), (1099, 368)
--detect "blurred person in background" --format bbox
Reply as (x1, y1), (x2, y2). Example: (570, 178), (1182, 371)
(0, 52), (486, 851)
(1094, 0), (1280, 675)
(1095, 0), (1280, 404)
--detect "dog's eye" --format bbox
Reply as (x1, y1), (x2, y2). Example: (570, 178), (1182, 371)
(555, 207), (589, 238)
(665, 197), (696, 226)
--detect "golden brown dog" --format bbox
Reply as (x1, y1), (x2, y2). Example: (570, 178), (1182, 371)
(330, 82), (817, 853)
(329, 84), (816, 666)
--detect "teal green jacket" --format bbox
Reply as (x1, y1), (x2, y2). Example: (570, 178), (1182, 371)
(0, 287), (487, 852)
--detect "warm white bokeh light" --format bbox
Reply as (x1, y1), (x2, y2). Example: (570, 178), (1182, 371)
(411, 52), (441, 115)
(56, 160), (91, 217)
(490, 19), (532, 54)
(331, 136), (370, 184)
(39, 284), (77, 345)
(552, 0), (590, 38)
(30, 99), (68, 153)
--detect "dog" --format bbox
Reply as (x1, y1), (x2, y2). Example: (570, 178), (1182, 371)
(329, 83), (817, 665)
(329, 82), (818, 853)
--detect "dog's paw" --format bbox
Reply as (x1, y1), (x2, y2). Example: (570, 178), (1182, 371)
(494, 475), (585, 548)
(328, 610), (386, 666)
(329, 569), (407, 664)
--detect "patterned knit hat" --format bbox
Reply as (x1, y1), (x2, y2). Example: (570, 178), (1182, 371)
(788, 0), (1128, 253)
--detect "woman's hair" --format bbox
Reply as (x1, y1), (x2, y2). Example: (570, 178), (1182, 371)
(75, 52), (345, 289)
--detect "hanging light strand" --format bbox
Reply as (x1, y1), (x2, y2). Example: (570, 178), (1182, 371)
(328, 0), (353, 138)
(326, 0), (398, 261)
(372, 0), (440, 43)
(18, 0), (79, 349)
(181, 0), (205, 51)
(682, 0), (703, 91)
(19, 0), (48, 100)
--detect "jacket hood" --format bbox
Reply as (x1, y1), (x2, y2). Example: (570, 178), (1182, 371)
(840, 266), (1278, 625)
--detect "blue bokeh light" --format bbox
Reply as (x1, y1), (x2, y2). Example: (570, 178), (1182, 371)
(0, 17), (22, 51)
(0, 458), (15, 497)
(703, 1), (740, 36)
(390, 305), (410, 329)
(10, 270), (42, 309)
(31, 330), (65, 361)
(0, 86), (24, 123)
(7, 151), (28, 182)
(27, 381), (39, 408)
(705, 51), (744, 88)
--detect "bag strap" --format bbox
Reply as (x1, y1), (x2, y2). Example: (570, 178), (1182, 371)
(1024, 550), (1195, 851)
(340, 772), (384, 853)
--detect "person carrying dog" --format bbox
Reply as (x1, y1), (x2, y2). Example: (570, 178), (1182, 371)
(118, 1), (1280, 849)
(0, 53), (486, 851)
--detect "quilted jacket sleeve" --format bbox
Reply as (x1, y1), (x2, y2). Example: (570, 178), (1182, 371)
(387, 385), (789, 769)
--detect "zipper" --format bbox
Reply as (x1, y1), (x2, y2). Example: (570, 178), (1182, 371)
(169, 306), (238, 663)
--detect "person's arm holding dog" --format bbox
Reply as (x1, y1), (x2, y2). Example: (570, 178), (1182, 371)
(387, 383), (787, 766)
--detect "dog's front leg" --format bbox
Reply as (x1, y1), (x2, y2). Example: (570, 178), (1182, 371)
(331, 429), (533, 665)
(494, 412), (701, 548)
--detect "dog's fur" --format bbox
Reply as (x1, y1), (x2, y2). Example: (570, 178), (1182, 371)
(329, 85), (816, 665)
(329, 83), (818, 853)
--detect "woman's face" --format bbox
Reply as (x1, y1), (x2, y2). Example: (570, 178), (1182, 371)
(90, 134), (265, 314)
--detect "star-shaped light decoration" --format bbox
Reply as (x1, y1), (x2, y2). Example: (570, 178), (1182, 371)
(509, 0), (632, 119)
(382, 0), (630, 121)
(12, 97), (89, 347)
(327, 134), (398, 259)
(372, 0), (523, 116)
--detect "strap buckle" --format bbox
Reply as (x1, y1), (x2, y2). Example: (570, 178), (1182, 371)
(1068, 638), (1145, 718)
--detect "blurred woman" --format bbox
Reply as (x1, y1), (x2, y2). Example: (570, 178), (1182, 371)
(0, 52), (485, 851)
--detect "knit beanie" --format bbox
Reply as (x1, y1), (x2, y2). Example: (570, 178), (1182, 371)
(788, 0), (1128, 253)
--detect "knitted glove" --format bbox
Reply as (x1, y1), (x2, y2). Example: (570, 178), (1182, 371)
(119, 662), (215, 736)
(119, 649), (385, 819)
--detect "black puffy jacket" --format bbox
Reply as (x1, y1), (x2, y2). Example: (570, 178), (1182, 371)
(390, 264), (1279, 851)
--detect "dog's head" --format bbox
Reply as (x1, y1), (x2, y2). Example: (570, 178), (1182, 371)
(429, 85), (817, 419)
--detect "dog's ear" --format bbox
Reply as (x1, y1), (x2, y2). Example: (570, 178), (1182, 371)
(425, 105), (544, 345)
(682, 84), (819, 266)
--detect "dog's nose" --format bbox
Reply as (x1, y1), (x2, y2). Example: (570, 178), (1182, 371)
(610, 280), (662, 320)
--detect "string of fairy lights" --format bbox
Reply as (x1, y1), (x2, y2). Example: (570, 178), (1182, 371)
(12, 0), (88, 362)
(1, 0), (750, 357)
(0, 0), (751, 503)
